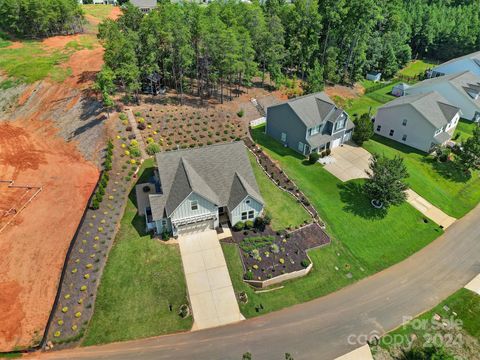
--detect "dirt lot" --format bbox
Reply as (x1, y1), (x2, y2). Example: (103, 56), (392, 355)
(0, 6), (120, 352)
(0, 120), (99, 351)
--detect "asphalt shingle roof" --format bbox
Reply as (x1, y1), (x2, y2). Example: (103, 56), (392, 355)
(379, 91), (460, 128)
(281, 92), (344, 128)
(149, 142), (263, 221)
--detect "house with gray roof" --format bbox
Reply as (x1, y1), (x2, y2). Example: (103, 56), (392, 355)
(135, 142), (264, 236)
(374, 91), (461, 153)
(429, 51), (480, 78)
(130, 0), (156, 12)
(265, 92), (354, 156)
(405, 71), (480, 122)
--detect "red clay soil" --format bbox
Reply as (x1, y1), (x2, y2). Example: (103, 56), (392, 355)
(324, 84), (363, 99)
(0, 120), (99, 351)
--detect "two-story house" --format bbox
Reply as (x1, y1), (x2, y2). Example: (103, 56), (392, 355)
(374, 91), (461, 153)
(135, 142), (264, 237)
(265, 92), (354, 156)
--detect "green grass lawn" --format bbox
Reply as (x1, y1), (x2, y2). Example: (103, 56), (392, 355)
(398, 59), (437, 78)
(82, 4), (115, 21)
(226, 127), (442, 318)
(248, 152), (310, 231)
(363, 135), (480, 218)
(83, 160), (192, 346)
(454, 119), (477, 142)
(376, 288), (480, 357)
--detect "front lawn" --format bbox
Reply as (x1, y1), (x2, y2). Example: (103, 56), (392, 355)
(363, 135), (480, 218)
(252, 126), (442, 272)
(248, 152), (310, 230)
(83, 160), (192, 345)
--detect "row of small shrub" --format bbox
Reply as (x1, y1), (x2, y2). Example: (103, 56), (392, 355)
(91, 140), (113, 210)
(234, 215), (271, 232)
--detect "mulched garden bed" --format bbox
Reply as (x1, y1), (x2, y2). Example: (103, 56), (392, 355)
(224, 223), (330, 281)
(244, 137), (320, 221)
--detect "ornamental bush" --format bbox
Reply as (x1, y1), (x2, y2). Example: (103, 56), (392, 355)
(233, 221), (244, 231)
(244, 220), (254, 229)
(308, 152), (320, 164)
(146, 143), (161, 155)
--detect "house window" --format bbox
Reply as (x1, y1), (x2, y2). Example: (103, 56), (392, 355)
(248, 210), (255, 219)
(402, 119), (408, 126)
(402, 134), (407, 141)
(298, 142), (304, 152)
(191, 200), (198, 211)
(281, 132), (287, 142)
(241, 212), (248, 220)
(389, 129), (395, 136)
(376, 125), (381, 132)
(308, 125), (321, 137)
(162, 219), (167, 226)
(245, 199), (251, 205)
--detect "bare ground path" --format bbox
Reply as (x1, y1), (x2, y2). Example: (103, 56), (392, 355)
(40, 203), (480, 360)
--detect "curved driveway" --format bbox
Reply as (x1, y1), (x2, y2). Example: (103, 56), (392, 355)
(43, 205), (480, 360)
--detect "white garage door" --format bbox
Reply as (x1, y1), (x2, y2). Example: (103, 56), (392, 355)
(177, 220), (214, 236)
(331, 137), (342, 149)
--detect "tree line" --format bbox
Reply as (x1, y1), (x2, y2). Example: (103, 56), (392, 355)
(0, 0), (84, 38)
(95, 0), (480, 102)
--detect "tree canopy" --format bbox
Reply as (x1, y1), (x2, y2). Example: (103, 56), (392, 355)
(95, 0), (480, 99)
(0, 0), (84, 38)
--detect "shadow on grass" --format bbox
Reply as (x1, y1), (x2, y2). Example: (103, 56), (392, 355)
(422, 157), (471, 183)
(338, 182), (387, 220)
(250, 125), (305, 161)
(369, 134), (427, 156)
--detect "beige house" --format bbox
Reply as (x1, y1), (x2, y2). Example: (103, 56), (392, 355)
(374, 91), (461, 153)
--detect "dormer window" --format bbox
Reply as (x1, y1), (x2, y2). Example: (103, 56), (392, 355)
(245, 199), (251, 205)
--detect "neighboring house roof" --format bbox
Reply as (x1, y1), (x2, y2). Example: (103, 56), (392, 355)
(434, 131), (451, 144)
(130, 0), (156, 8)
(433, 51), (480, 76)
(271, 92), (345, 128)
(408, 71), (480, 108)
(149, 142), (263, 221)
(379, 91), (460, 129)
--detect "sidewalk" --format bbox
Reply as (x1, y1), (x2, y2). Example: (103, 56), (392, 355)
(406, 189), (456, 229)
(334, 345), (373, 360)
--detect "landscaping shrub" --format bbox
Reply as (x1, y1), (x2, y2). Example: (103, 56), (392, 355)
(233, 221), (245, 231)
(244, 220), (254, 229)
(239, 236), (275, 252)
(326, 148), (331, 156)
(254, 217), (266, 231)
(244, 270), (254, 280)
(308, 152), (320, 164)
(129, 146), (141, 158)
(126, 126), (132, 132)
(301, 259), (310, 268)
(91, 198), (100, 210)
(146, 143), (161, 155)
(137, 123), (146, 130)
(119, 113), (127, 121)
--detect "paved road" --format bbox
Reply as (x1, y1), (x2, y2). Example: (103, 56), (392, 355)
(42, 205), (480, 360)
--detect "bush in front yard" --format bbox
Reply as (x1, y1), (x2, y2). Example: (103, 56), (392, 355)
(233, 221), (244, 231)
(146, 143), (161, 155)
(244, 220), (254, 229)
(308, 152), (320, 164)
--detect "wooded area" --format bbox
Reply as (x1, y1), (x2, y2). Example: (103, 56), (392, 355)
(0, 0), (84, 38)
(96, 0), (480, 103)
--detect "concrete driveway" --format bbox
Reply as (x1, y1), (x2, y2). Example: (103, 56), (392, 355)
(322, 143), (371, 182)
(178, 230), (244, 330)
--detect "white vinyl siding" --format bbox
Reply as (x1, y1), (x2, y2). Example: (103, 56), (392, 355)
(229, 196), (263, 225)
(170, 192), (217, 223)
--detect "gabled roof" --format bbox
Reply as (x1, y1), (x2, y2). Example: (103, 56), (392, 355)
(149, 142), (263, 221)
(270, 92), (346, 128)
(409, 71), (480, 106)
(228, 172), (263, 211)
(393, 83), (410, 90)
(433, 51), (480, 76)
(379, 91), (460, 128)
